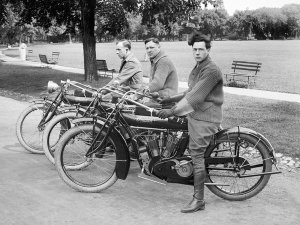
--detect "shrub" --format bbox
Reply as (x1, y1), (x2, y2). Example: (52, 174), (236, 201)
(224, 80), (248, 88)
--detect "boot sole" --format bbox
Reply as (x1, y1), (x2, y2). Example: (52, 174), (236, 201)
(180, 205), (205, 213)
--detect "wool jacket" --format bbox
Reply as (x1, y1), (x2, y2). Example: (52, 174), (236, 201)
(185, 56), (224, 123)
(149, 51), (178, 98)
(108, 53), (143, 89)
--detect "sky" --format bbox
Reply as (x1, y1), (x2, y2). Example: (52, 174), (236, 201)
(222, 0), (298, 15)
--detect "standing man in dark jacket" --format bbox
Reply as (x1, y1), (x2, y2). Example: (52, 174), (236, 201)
(143, 38), (178, 98)
(157, 31), (224, 213)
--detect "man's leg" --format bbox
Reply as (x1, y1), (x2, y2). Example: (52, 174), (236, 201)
(181, 119), (219, 213)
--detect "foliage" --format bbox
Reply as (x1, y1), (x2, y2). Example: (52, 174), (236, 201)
(281, 4), (300, 38)
(224, 80), (248, 89)
(140, 0), (215, 32)
(193, 8), (229, 39)
(0, 1), (7, 25)
(227, 10), (253, 39)
(252, 8), (288, 40)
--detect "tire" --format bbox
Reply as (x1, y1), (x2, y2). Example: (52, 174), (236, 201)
(55, 124), (122, 192)
(43, 112), (78, 164)
(205, 133), (272, 201)
(16, 103), (46, 154)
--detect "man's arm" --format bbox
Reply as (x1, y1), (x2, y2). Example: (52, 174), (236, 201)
(148, 61), (170, 92)
(108, 61), (140, 86)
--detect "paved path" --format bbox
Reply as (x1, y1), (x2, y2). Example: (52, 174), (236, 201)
(1, 50), (300, 104)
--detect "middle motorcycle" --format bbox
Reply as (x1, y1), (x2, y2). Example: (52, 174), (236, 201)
(54, 88), (281, 201)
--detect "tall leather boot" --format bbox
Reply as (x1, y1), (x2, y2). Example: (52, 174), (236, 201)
(181, 169), (206, 213)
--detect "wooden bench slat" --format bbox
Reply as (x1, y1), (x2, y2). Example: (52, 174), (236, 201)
(231, 67), (260, 72)
(232, 63), (261, 68)
(233, 61), (262, 65)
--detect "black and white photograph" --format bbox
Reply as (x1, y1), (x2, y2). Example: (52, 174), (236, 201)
(0, 0), (299, 224)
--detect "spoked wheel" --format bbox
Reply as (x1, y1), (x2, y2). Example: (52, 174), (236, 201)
(205, 133), (272, 201)
(55, 124), (121, 192)
(16, 103), (47, 153)
(43, 112), (77, 164)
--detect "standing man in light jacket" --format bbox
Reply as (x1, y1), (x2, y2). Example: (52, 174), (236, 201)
(107, 40), (143, 89)
(143, 38), (178, 98)
(157, 31), (224, 213)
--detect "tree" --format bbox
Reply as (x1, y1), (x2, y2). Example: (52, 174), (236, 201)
(194, 8), (228, 39)
(125, 13), (148, 41)
(140, 0), (216, 31)
(282, 4), (300, 38)
(1, 0), (214, 81)
(252, 8), (288, 40)
(0, 2), (7, 25)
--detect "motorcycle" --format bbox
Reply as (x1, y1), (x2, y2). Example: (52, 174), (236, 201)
(16, 80), (97, 153)
(54, 88), (281, 201)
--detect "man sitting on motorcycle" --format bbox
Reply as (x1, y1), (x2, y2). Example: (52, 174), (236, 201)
(157, 30), (224, 213)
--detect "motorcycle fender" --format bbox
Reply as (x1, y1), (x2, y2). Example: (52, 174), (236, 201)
(71, 117), (131, 179)
(30, 98), (47, 104)
(208, 126), (276, 162)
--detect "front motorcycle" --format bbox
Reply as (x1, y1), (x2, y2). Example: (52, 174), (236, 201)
(54, 88), (281, 200)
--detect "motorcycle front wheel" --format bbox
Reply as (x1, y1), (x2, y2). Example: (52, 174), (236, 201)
(55, 124), (121, 192)
(16, 103), (46, 154)
(205, 133), (272, 201)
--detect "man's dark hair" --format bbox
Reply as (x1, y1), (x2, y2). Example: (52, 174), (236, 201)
(116, 40), (131, 50)
(144, 37), (160, 45)
(188, 30), (212, 49)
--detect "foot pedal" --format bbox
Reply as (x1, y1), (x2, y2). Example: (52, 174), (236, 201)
(138, 168), (167, 185)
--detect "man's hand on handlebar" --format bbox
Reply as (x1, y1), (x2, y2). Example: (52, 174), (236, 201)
(157, 108), (174, 119)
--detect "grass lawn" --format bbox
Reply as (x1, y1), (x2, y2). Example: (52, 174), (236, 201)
(0, 62), (299, 158)
(3, 40), (300, 94)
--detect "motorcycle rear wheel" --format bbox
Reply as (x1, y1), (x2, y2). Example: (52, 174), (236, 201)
(205, 133), (272, 201)
(55, 124), (121, 192)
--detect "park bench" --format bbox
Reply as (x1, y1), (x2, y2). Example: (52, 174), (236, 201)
(96, 59), (116, 78)
(26, 49), (34, 60)
(224, 60), (262, 87)
(39, 54), (58, 65)
(51, 51), (60, 63)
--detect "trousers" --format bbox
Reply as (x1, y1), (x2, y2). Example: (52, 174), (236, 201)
(187, 117), (220, 172)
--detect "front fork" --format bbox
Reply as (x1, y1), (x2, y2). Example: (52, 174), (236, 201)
(85, 113), (119, 157)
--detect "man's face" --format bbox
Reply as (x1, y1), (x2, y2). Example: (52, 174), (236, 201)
(192, 41), (210, 63)
(145, 41), (160, 59)
(116, 42), (128, 59)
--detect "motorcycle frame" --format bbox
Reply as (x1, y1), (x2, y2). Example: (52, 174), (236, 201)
(82, 88), (282, 182)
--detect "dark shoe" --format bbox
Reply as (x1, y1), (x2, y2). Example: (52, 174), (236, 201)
(180, 196), (205, 213)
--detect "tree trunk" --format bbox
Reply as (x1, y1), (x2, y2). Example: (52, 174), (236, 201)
(80, 0), (97, 81)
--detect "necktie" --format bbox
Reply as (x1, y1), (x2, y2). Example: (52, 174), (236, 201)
(119, 60), (126, 73)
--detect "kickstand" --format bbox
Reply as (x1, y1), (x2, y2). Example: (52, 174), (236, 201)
(138, 167), (167, 185)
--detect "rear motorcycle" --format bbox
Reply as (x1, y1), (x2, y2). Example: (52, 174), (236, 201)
(54, 88), (281, 201)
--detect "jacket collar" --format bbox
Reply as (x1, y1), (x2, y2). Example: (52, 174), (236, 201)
(151, 50), (167, 64)
(195, 55), (211, 69)
(124, 52), (134, 62)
